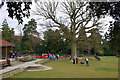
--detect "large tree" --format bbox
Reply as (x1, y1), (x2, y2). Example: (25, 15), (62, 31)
(89, 2), (120, 55)
(34, 1), (102, 57)
(106, 21), (120, 55)
(1, 19), (15, 42)
(21, 18), (40, 53)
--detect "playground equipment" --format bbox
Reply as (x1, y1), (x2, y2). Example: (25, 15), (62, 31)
(94, 55), (100, 61)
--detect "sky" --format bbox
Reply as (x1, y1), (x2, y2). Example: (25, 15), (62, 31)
(0, 1), (115, 39)
(0, 1), (47, 39)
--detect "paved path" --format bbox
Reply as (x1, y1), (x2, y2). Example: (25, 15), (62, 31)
(0, 59), (50, 74)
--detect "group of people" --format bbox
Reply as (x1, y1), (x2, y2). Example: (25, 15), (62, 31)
(73, 56), (78, 64)
(9, 51), (18, 59)
(49, 54), (59, 60)
(73, 56), (89, 66)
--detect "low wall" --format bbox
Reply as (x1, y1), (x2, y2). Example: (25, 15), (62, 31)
(2, 59), (50, 79)
(2, 67), (26, 79)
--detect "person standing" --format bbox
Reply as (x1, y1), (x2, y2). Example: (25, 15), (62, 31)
(56, 54), (59, 60)
(73, 56), (75, 64)
(85, 58), (89, 66)
(12, 52), (15, 59)
(48, 51), (49, 58)
(15, 51), (18, 58)
(65, 54), (67, 58)
(9, 51), (13, 58)
(50, 54), (52, 60)
(76, 57), (78, 64)
(57, 54), (59, 60)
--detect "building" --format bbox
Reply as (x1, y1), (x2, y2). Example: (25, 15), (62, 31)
(0, 40), (15, 59)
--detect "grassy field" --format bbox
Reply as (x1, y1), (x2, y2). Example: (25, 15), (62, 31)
(8, 56), (119, 78)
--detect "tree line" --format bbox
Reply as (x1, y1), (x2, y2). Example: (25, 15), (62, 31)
(1, 18), (118, 56)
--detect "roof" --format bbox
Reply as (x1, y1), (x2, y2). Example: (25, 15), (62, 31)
(0, 39), (15, 47)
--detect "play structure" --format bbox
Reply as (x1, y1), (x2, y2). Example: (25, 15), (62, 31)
(94, 55), (101, 61)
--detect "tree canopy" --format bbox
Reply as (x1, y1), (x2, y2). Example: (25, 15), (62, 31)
(34, 1), (104, 57)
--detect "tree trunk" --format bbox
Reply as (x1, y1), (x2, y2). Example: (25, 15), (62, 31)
(82, 47), (84, 57)
(94, 45), (96, 55)
(71, 41), (77, 58)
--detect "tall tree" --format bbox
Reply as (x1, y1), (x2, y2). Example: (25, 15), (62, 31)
(1, 19), (15, 42)
(106, 21), (120, 54)
(34, 1), (102, 57)
(89, 2), (120, 55)
(21, 18), (40, 53)
(88, 28), (103, 55)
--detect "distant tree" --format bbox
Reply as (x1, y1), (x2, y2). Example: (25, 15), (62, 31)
(106, 21), (120, 55)
(88, 28), (103, 55)
(43, 29), (70, 54)
(77, 28), (103, 56)
(1, 19), (15, 42)
(21, 18), (40, 53)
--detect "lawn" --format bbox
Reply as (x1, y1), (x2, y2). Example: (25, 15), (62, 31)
(8, 56), (119, 78)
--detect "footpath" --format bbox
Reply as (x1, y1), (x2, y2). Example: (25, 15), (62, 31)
(0, 59), (51, 75)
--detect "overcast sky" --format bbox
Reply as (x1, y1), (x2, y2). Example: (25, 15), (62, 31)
(0, 1), (115, 39)
(0, 1), (47, 38)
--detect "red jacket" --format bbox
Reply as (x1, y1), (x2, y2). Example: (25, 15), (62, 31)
(76, 57), (78, 62)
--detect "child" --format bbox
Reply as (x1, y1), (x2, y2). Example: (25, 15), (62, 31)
(50, 55), (52, 60)
(76, 57), (78, 64)
(85, 58), (89, 66)
(81, 61), (84, 64)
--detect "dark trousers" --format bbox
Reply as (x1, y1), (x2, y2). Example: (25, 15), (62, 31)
(10, 54), (12, 58)
(76, 62), (78, 64)
(13, 55), (15, 59)
(86, 61), (89, 66)
(73, 60), (75, 64)
(56, 56), (58, 60)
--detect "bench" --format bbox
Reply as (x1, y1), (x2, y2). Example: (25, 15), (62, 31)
(19, 58), (27, 62)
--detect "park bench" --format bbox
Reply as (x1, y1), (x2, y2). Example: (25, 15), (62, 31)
(1, 61), (8, 69)
(19, 58), (27, 62)
(0, 59), (11, 69)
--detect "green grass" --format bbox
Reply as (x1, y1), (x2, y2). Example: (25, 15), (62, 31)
(8, 56), (119, 78)
(96, 68), (119, 72)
